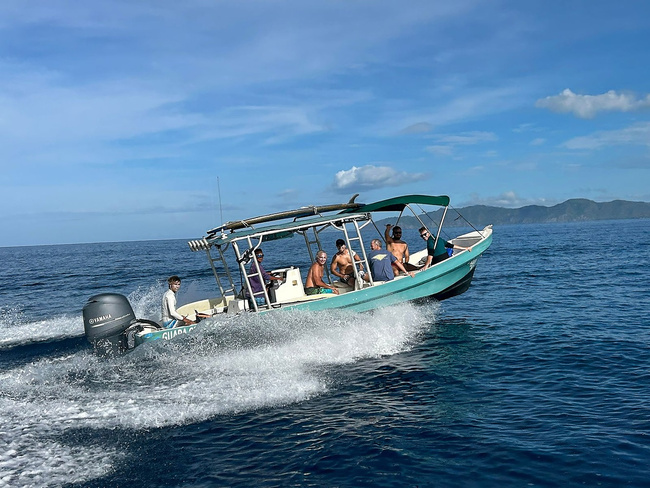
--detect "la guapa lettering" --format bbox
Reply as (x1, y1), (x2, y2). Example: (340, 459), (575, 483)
(161, 324), (197, 341)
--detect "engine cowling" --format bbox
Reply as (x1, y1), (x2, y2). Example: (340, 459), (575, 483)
(83, 293), (141, 354)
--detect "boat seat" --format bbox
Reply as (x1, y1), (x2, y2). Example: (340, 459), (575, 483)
(333, 280), (353, 291)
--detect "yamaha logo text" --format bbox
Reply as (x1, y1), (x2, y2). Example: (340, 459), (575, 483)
(88, 314), (112, 325)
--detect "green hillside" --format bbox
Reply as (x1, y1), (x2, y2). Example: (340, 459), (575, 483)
(375, 199), (650, 229)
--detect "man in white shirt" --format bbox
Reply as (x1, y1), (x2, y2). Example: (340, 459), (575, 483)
(161, 276), (195, 328)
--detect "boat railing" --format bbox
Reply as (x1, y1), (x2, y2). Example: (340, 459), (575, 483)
(338, 219), (374, 288)
(300, 225), (329, 282)
(207, 245), (237, 298)
(232, 237), (275, 312)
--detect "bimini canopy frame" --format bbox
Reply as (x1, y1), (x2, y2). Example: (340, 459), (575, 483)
(201, 212), (372, 247)
(187, 212), (374, 311)
(205, 194), (362, 236)
(342, 194), (451, 252)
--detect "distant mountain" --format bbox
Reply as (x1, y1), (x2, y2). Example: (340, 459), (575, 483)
(375, 199), (650, 228)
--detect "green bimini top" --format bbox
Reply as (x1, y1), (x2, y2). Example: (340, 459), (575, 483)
(342, 194), (450, 213)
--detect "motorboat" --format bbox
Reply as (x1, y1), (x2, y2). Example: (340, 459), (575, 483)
(83, 194), (492, 353)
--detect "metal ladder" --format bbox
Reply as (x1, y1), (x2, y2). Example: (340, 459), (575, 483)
(234, 238), (274, 312)
(302, 226), (333, 282)
(187, 237), (238, 303)
(205, 245), (237, 299)
(341, 220), (373, 288)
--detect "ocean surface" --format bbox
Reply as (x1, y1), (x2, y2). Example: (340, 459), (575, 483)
(1, 219), (649, 487)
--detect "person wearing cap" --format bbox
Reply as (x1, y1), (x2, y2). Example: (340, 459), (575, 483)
(247, 248), (283, 306)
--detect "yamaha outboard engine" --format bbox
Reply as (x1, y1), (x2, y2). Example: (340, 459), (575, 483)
(83, 293), (157, 354)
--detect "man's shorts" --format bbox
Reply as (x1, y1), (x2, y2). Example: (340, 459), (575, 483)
(305, 287), (334, 295)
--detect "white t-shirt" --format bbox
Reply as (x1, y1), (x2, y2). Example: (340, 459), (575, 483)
(161, 289), (183, 322)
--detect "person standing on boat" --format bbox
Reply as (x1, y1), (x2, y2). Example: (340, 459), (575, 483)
(385, 224), (418, 276)
(330, 239), (364, 287)
(161, 276), (195, 328)
(419, 227), (472, 269)
(305, 250), (340, 295)
(368, 239), (414, 281)
(247, 249), (283, 306)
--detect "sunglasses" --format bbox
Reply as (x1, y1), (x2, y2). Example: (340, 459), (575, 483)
(256, 254), (264, 258)
(420, 233), (429, 238)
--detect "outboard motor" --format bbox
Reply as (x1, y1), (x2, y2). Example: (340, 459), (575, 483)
(83, 293), (160, 354)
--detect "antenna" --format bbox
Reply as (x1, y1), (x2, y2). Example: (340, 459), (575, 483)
(217, 176), (224, 225)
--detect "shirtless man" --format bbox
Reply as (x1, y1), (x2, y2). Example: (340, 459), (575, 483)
(385, 224), (418, 276)
(330, 239), (364, 287)
(305, 250), (339, 295)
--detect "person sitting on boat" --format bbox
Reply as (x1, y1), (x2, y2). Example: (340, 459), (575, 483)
(161, 276), (196, 328)
(419, 227), (472, 269)
(330, 239), (365, 287)
(368, 239), (415, 282)
(305, 250), (340, 295)
(247, 249), (283, 306)
(385, 224), (418, 276)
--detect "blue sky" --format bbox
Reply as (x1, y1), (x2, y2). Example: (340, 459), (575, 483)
(2, 0), (649, 246)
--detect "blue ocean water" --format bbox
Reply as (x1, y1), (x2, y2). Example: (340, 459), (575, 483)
(1, 219), (649, 487)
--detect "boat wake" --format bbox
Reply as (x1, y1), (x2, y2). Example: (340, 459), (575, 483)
(0, 300), (438, 487)
(0, 308), (83, 350)
(0, 286), (163, 351)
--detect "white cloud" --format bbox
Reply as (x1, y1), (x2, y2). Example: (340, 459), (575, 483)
(530, 138), (546, 146)
(332, 165), (427, 193)
(536, 89), (650, 119)
(563, 122), (650, 150)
